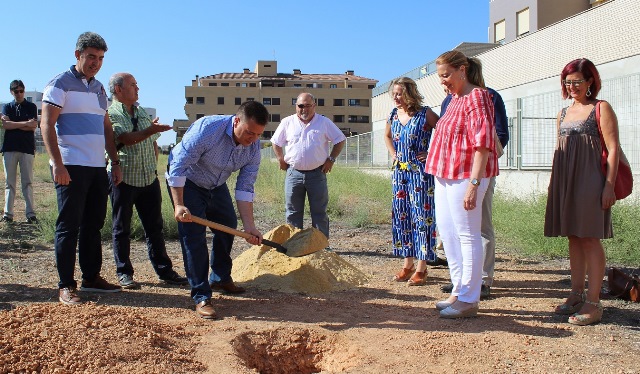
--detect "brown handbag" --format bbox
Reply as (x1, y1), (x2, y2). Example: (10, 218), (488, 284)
(607, 268), (640, 302)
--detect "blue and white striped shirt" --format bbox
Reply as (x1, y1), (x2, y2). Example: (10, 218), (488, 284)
(166, 115), (261, 202)
(42, 65), (108, 167)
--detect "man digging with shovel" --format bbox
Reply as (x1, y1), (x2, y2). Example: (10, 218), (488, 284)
(166, 101), (269, 319)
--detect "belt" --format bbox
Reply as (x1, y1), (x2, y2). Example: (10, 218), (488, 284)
(293, 165), (323, 172)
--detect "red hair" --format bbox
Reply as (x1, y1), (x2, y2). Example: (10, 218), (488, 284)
(560, 58), (601, 99)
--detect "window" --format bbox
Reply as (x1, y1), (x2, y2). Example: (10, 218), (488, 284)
(334, 115), (344, 123)
(262, 131), (274, 139)
(246, 97), (254, 101)
(263, 98), (271, 105)
(37, 109), (42, 115)
(317, 98), (324, 106)
(217, 97), (224, 105)
(27, 97), (33, 102)
(186, 97), (193, 104)
(272, 98), (280, 105)
(235, 97), (241, 105)
(348, 85), (352, 88)
(196, 97), (205, 104)
(221, 83), (229, 86)
(196, 113), (204, 119)
(494, 19), (505, 43)
(517, 8), (530, 37)
(236, 83), (241, 87)
(306, 84), (314, 88)
(293, 84), (302, 87)
(368, 85), (375, 89)
(348, 115), (369, 123)
(348, 99), (361, 106)
(330, 84), (337, 88)
(292, 98), (297, 105)
(208, 82), (217, 86)
(249, 83), (257, 87)
(333, 99), (344, 106)
(271, 114), (281, 122)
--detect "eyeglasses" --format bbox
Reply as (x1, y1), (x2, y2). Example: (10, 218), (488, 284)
(297, 104), (313, 109)
(563, 79), (586, 87)
(12, 89), (25, 94)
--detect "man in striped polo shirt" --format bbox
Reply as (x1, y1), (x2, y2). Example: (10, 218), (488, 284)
(41, 32), (123, 305)
(107, 72), (187, 289)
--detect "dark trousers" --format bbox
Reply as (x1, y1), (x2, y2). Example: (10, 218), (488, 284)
(169, 179), (237, 303)
(53, 165), (108, 289)
(109, 177), (173, 278)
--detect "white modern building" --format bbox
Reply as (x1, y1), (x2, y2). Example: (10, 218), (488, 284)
(371, 0), (639, 200)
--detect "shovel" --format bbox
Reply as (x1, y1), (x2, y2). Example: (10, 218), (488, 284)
(186, 215), (289, 255)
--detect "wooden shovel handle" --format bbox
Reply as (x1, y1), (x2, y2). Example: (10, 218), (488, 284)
(187, 215), (254, 240)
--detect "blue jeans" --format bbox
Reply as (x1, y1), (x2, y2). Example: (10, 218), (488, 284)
(284, 167), (330, 239)
(176, 179), (237, 304)
(53, 165), (109, 289)
(109, 177), (174, 278)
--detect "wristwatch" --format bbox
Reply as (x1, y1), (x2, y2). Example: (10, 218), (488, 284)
(328, 156), (336, 163)
(470, 178), (480, 186)
(111, 160), (121, 166)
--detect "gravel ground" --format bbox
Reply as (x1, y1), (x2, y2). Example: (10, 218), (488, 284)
(1, 180), (639, 373)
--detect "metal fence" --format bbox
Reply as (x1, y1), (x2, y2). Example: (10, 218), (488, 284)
(263, 73), (640, 174)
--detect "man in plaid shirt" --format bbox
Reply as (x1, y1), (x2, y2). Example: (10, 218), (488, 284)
(107, 72), (187, 289)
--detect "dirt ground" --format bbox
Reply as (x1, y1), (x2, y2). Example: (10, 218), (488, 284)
(1, 180), (639, 374)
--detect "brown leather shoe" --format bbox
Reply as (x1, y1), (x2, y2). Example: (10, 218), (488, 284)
(210, 280), (246, 294)
(195, 299), (217, 319)
(59, 287), (81, 305)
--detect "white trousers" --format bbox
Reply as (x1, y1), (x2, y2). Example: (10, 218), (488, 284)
(3, 151), (35, 218)
(435, 177), (488, 303)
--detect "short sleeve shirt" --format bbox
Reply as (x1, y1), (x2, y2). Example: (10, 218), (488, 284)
(425, 88), (498, 179)
(42, 66), (108, 167)
(108, 101), (159, 187)
(1, 100), (38, 154)
(270, 114), (346, 170)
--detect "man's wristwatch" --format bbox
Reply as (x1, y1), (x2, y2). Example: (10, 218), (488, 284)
(111, 160), (121, 166)
(470, 178), (480, 186)
(328, 156), (336, 163)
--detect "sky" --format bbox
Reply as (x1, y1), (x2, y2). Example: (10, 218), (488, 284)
(0, 0), (489, 145)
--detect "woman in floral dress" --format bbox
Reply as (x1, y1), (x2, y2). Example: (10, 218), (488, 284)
(384, 77), (439, 286)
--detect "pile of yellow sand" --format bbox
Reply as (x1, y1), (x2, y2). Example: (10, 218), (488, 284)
(232, 225), (369, 294)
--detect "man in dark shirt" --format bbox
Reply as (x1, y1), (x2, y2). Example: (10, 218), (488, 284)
(1, 80), (38, 223)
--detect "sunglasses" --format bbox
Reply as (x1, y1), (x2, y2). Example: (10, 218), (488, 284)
(12, 89), (25, 94)
(562, 79), (585, 87)
(297, 104), (313, 109)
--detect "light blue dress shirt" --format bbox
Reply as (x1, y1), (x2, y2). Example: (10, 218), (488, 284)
(166, 115), (261, 202)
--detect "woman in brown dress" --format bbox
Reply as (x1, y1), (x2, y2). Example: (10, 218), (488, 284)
(544, 58), (620, 326)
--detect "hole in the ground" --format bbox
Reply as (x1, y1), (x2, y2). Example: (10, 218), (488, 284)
(232, 327), (357, 374)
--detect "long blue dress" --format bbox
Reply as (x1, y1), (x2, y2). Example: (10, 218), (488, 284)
(390, 107), (436, 261)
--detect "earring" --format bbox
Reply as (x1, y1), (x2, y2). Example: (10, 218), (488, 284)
(586, 87), (592, 97)
(460, 75), (466, 80)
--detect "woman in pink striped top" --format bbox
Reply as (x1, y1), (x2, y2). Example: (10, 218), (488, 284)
(425, 50), (499, 318)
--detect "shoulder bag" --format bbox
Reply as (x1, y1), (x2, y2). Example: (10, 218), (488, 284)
(595, 101), (633, 200)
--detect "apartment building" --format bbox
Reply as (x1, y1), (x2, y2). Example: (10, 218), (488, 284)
(173, 60), (378, 141)
(489, 0), (610, 44)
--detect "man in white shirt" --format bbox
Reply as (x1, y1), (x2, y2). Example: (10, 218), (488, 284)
(270, 93), (345, 239)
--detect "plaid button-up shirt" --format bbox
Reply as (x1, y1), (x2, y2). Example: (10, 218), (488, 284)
(107, 100), (159, 187)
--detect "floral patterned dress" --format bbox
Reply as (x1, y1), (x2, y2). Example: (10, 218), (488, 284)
(390, 107), (436, 261)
